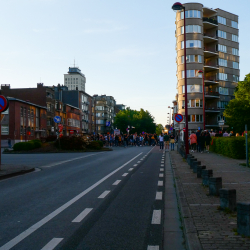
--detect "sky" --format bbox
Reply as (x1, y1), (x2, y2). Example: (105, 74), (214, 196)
(1, 0), (249, 127)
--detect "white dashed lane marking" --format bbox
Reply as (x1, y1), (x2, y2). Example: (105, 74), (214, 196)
(160, 168), (164, 171)
(122, 173), (128, 177)
(155, 192), (163, 200)
(98, 191), (110, 199)
(158, 181), (163, 186)
(112, 180), (121, 185)
(151, 210), (162, 224)
(128, 168), (133, 171)
(40, 238), (64, 250)
(147, 246), (159, 250)
(72, 208), (93, 223)
(159, 173), (164, 178)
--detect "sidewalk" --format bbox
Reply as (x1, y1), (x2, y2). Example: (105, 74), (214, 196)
(0, 164), (35, 180)
(170, 150), (250, 250)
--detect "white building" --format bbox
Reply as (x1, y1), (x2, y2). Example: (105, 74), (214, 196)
(64, 67), (86, 91)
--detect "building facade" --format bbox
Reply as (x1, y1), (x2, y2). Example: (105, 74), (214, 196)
(1, 98), (47, 145)
(93, 95), (116, 134)
(64, 67), (86, 91)
(174, 3), (239, 132)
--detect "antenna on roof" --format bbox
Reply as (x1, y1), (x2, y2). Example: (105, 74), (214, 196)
(74, 58), (75, 67)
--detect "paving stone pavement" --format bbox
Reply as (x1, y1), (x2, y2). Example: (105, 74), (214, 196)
(170, 150), (250, 250)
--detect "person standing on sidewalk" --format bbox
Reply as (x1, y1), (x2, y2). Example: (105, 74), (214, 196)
(159, 133), (164, 150)
(200, 132), (206, 153)
(205, 131), (211, 153)
(196, 129), (201, 152)
(164, 133), (170, 151)
(189, 131), (197, 153)
(170, 133), (175, 151)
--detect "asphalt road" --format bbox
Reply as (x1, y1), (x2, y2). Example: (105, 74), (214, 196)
(0, 146), (167, 250)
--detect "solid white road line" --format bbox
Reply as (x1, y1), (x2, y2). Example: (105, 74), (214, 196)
(41, 153), (104, 168)
(160, 168), (164, 171)
(155, 192), (163, 200)
(159, 173), (164, 178)
(72, 208), (93, 223)
(151, 210), (161, 224)
(128, 168), (133, 171)
(147, 246), (159, 250)
(0, 152), (143, 250)
(112, 180), (121, 185)
(158, 181), (163, 186)
(40, 238), (63, 250)
(98, 191), (111, 199)
(122, 173), (128, 177)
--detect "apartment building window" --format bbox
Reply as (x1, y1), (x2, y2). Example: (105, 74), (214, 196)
(182, 85), (202, 93)
(217, 30), (227, 39)
(232, 34), (238, 42)
(181, 25), (201, 34)
(217, 16), (226, 25)
(182, 55), (202, 63)
(20, 126), (23, 136)
(217, 101), (228, 109)
(183, 99), (202, 108)
(218, 73), (228, 81)
(232, 48), (239, 56)
(218, 58), (227, 67)
(20, 107), (23, 117)
(231, 21), (238, 29)
(217, 44), (227, 53)
(182, 70), (202, 78)
(233, 61), (239, 69)
(1, 125), (9, 135)
(219, 87), (229, 95)
(217, 115), (226, 122)
(188, 115), (203, 122)
(181, 40), (201, 49)
(233, 75), (239, 82)
(181, 10), (201, 19)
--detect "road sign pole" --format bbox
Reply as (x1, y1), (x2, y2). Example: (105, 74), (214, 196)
(0, 121), (1, 168)
(246, 124), (249, 168)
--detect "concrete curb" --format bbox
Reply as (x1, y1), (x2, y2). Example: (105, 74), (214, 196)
(169, 152), (203, 250)
(0, 168), (35, 180)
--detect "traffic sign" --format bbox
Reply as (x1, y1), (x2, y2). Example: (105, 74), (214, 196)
(106, 121), (111, 127)
(54, 116), (61, 123)
(175, 114), (183, 123)
(69, 130), (74, 134)
(27, 131), (31, 135)
(170, 127), (173, 131)
(58, 124), (63, 129)
(183, 127), (186, 132)
(0, 95), (9, 113)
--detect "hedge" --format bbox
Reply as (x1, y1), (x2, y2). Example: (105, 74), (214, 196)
(54, 136), (87, 150)
(87, 141), (102, 150)
(13, 139), (42, 151)
(210, 137), (246, 159)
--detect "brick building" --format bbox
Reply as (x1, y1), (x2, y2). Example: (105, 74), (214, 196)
(1, 98), (47, 145)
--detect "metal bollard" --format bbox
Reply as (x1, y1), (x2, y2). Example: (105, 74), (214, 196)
(189, 158), (197, 169)
(219, 189), (236, 211)
(237, 202), (250, 236)
(209, 177), (222, 196)
(201, 169), (213, 186)
(192, 161), (201, 173)
(197, 165), (206, 178)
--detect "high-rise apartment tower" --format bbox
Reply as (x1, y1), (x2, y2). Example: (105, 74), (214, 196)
(174, 3), (239, 132)
(64, 67), (86, 91)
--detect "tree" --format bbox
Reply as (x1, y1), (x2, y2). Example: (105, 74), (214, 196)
(156, 124), (164, 135)
(114, 108), (156, 134)
(223, 73), (250, 133)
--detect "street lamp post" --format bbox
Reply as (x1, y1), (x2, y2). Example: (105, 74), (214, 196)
(197, 70), (205, 130)
(168, 106), (172, 126)
(172, 2), (189, 156)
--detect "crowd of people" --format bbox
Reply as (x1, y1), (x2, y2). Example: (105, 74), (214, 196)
(90, 132), (176, 151)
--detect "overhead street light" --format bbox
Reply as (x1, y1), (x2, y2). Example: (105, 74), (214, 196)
(172, 2), (189, 157)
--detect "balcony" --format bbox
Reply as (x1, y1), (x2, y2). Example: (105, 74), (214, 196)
(203, 34), (218, 44)
(205, 106), (221, 112)
(204, 76), (219, 84)
(204, 48), (218, 58)
(205, 91), (220, 99)
(204, 62), (219, 72)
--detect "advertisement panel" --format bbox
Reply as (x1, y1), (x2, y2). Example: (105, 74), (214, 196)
(114, 129), (120, 135)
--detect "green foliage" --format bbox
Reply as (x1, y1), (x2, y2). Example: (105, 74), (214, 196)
(210, 137), (246, 159)
(156, 124), (164, 135)
(224, 73), (250, 133)
(55, 136), (87, 150)
(96, 140), (103, 148)
(114, 108), (156, 134)
(13, 140), (42, 151)
(87, 141), (102, 150)
(40, 135), (57, 142)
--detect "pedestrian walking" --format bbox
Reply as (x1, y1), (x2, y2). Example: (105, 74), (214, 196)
(159, 133), (164, 150)
(164, 133), (170, 151)
(170, 134), (175, 151)
(189, 131), (197, 152)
